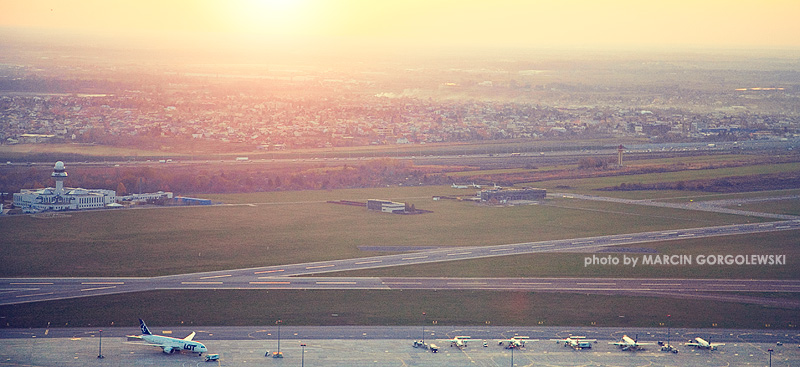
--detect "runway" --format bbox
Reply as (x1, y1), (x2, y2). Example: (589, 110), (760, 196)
(1, 220), (798, 307)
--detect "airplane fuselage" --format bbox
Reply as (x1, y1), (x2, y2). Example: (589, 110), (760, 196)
(142, 334), (207, 354)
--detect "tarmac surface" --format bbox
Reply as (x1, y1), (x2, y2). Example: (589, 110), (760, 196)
(1, 326), (798, 366)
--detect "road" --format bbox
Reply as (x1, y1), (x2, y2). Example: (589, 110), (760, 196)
(2, 220), (799, 307)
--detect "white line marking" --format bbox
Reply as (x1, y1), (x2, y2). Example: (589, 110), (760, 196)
(306, 264), (335, 269)
(80, 286), (117, 292)
(254, 269), (284, 274)
(355, 260), (382, 265)
(401, 256), (429, 260)
(181, 281), (223, 285)
(199, 274), (232, 279)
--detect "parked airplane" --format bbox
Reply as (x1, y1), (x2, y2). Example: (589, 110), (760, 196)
(553, 336), (597, 350)
(498, 336), (531, 349)
(610, 334), (655, 351)
(446, 336), (474, 348)
(685, 337), (725, 350)
(134, 319), (208, 355)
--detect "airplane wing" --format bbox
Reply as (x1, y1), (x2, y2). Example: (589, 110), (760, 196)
(685, 342), (700, 347)
(183, 331), (196, 341)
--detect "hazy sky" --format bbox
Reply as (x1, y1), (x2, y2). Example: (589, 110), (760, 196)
(2, 0), (799, 50)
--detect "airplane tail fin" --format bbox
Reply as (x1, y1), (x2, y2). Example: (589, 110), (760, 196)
(139, 319), (152, 335)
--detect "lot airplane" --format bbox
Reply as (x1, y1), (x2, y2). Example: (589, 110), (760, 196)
(446, 336), (474, 348)
(498, 336), (531, 349)
(610, 334), (655, 351)
(685, 337), (724, 350)
(134, 319), (208, 355)
(553, 336), (597, 350)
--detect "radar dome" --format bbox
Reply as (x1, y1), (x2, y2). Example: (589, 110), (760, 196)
(54, 161), (65, 170)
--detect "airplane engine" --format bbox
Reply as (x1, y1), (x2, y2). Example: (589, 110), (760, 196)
(162, 346), (174, 354)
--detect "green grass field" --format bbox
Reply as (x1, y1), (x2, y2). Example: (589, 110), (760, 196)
(0, 186), (765, 277)
(2, 157), (799, 328)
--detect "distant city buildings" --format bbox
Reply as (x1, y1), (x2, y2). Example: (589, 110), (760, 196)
(1, 83), (798, 151)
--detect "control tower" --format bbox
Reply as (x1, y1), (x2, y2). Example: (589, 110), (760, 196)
(51, 161), (68, 195)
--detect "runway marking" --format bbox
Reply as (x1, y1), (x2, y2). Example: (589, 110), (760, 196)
(572, 241), (594, 245)
(306, 264), (335, 269)
(316, 281), (358, 285)
(80, 286), (117, 292)
(447, 252), (472, 256)
(678, 234), (694, 237)
(490, 248), (513, 252)
(663, 231), (678, 235)
(382, 282), (422, 285)
(512, 282), (553, 285)
(447, 282), (488, 285)
(617, 237), (633, 240)
(181, 281), (223, 285)
(80, 282), (124, 285)
(641, 283), (682, 286)
(16, 292), (54, 298)
(254, 269), (284, 274)
(199, 274), (232, 279)
(355, 260), (382, 265)
(249, 281), (290, 285)
(576, 283), (617, 286)
(9, 282), (53, 285)
(532, 244), (555, 248)
(401, 256), (429, 260)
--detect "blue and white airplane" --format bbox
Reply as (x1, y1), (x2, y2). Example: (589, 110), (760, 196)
(134, 319), (208, 355)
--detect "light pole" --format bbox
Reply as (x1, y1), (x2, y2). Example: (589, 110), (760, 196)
(421, 312), (426, 345)
(97, 329), (104, 359)
(666, 314), (671, 348)
(301, 343), (306, 367)
(275, 320), (283, 358)
(510, 345), (514, 367)
(768, 348), (773, 367)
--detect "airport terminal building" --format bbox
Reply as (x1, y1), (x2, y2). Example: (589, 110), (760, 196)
(12, 161), (173, 213)
(13, 161), (118, 213)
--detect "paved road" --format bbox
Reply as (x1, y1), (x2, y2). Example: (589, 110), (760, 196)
(2, 220), (798, 306)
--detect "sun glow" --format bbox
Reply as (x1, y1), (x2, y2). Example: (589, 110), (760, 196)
(223, 0), (318, 37)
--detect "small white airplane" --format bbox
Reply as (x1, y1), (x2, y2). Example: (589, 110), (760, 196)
(451, 183), (469, 189)
(498, 336), (531, 349)
(610, 334), (655, 351)
(552, 336), (597, 350)
(685, 337), (725, 350)
(446, 336), (474, 348)
(133, 319), (208, 355)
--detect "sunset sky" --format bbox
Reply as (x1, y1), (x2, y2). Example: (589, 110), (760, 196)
(2, 0), (799, 50)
